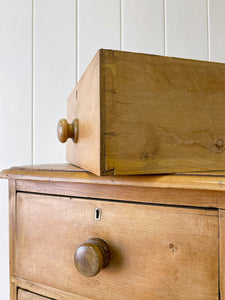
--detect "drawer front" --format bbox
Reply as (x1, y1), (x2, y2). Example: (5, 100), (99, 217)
(18, 289), (51, 300)
(15, 193), (219, 300)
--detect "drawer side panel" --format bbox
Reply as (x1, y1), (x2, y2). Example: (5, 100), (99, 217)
(104, 50), (225, 175)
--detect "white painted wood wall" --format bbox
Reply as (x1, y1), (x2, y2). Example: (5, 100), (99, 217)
(1, 0), (225, 298)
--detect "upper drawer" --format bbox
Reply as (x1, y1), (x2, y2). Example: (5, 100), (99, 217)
(58, 49), (225, 176)
(15, 192), (218, 300)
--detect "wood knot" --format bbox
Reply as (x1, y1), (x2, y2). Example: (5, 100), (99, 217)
(140, 152), (150, 160)
(210, 139), (224, 153)
(169, 243), (178, 253)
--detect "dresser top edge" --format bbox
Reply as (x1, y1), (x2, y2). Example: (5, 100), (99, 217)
(1, 163), (225, 192)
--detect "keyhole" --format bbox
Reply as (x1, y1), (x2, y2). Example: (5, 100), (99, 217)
(95, 208), (101, 221)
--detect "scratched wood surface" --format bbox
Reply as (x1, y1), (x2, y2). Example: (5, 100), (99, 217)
(15, 193), (218, 300)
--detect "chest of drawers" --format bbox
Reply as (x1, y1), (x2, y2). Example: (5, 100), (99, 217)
(2, 164), (225, 299)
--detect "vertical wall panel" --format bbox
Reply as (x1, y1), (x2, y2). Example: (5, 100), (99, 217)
(34, 0), (76, 163)
(78, 0), (120, 80)
(122, 0), (164, 55)
(166, 0), (208, 60)
(0, 0), (32, 299)
(209, 0), (225, 63)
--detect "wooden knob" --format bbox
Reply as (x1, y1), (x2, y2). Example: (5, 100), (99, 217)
(57, 118), (78, 143)
(74, 237), (111, 277)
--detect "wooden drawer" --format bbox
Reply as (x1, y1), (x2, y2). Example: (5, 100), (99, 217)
(18, 289), (50, 300)
(57, 49), (225, 176)
(15, 192), (218, 300)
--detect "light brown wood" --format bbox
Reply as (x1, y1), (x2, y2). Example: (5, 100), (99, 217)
(9, 180), (17, 300)
(219, 209), (225, 299)
(57, 118), (78, 143)
(15, 192), (218, 300)
(11, 163), (85, 172)
(13, 277), (92, 300)
(63, 49), (225, 175)
(2, 164), (225, 299)
(74, 237), (111, 277)
(9, 180), (16, 277)
(3, 164), (225, 193)
(10, 280), (17, 300)
(18, 289), (49, 300)
(14, 179), (225, 209)
(102, 50), (225, 175)
(66, 51), (101, 175)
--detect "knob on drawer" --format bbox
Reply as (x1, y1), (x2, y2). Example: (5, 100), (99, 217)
(74, 237), (111, 277)
(57, 118), (78, 143)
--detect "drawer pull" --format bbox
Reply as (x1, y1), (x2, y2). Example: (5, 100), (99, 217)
(57, 118), (78, 143)
(74, 237), (111, 277)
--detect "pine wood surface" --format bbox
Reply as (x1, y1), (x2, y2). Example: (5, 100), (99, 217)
(2, 164), (225, 299)
(13, 277), (91, 300)
(10, 280), (16, 300)
(9, 180), (16, 300)
(14, 179), (225, 209)
(63, 49), (225, 175)
(67, 51), (101, 175)
(102, 50), (225, 175)
(219, 209), (225, 300)
(18, 289), (50, 300)
(15, 192), (218, 300)
(2, 164), (225, 193)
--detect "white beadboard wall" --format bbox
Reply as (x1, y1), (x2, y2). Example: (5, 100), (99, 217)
(1, 0), (225, 298)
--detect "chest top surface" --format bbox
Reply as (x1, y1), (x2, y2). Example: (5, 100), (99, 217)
(1, 163), (225, 191)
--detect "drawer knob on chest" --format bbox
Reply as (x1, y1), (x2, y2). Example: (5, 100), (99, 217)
(74, 237), (111, 277)
(57, 118), (78, 143)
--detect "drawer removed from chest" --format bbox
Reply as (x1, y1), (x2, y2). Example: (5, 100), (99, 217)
(57, 49), (225, 176)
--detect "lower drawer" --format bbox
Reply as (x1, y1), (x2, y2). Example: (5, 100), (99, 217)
(18, 289), (50, 300)
(15, 193), (219, 300)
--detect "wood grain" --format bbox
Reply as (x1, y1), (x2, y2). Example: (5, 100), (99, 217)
(3, 164), (225, 193)
(9, 180), (16, 277)
(9, 180), (17, 300)
(10, 279), (17, 300)
(15, 179), (225, 210)
(13, 277), (92, 300)
(219, 209), (225, 299)
(15, 193), (218, 300)
(18, 289), (50, 300)
(67, 51), (101, 175)
(102, 50), (225, 175)
(64, 49), (225, 175)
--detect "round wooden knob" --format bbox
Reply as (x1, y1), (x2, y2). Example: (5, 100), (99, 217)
(57, 118), (78, 143)
(74, 237), (111, 277)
